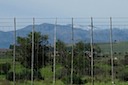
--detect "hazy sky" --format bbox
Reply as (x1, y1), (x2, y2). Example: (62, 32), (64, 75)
(0, 0), (128, 18)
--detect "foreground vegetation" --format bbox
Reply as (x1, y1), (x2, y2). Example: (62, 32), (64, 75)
(0, 80), (128, 85)
(1, 32), (128, 85)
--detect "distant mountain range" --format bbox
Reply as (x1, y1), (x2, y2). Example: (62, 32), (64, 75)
(1, 23), (128, 48)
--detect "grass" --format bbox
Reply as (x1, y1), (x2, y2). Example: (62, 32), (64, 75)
(1, 80), (127, 85)
(86, 81), (128, 85)
(8, 80), (65, 85)
(98, 42), (128, 54)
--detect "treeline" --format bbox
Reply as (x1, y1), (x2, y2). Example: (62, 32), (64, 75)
(1, 31), (128, 84)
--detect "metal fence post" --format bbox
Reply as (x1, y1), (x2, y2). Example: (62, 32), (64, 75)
(110, 17), (114, 85)
(31, 18), (35, 85)
(13, 17), (16, 85)
(71, 18), (74, 85)
(53, 18), (57, 85)
(90, 17), (94, 85)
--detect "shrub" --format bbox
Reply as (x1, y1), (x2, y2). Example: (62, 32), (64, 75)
(118, 66), (128, 81)
(124, 55), (128, 65)
(40, 66), (53, 79)
(6, 71), (13, 81)
(33, 70), (44, 80)
(0, 63), (11, 74)
(62, 74), (87, 84)
(6, 69), (44, 81)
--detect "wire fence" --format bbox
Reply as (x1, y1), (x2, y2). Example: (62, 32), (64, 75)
(0, 17), (128, 85)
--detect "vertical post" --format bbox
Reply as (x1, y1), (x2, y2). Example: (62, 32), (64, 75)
(53, 18), (57, 85)
(31, 18), (35, 85)
(110, 17), (114, 85)
(13, 18), (16, 85)
(90, 17), (94, 85)
(71, 18), (74, 85)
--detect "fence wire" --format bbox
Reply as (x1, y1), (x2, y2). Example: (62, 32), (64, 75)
(0, 17), (128, 85)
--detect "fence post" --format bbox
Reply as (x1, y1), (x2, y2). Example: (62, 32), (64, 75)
(13, 17), (16, 85)
(53, 18), (57, 85)
(110, 17), (114, 85)
(31, 18), (35, 85)
(90, 17), (94, 85)
(71, 18), (74, 85)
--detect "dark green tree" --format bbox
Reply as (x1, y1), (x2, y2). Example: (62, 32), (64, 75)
(74, 41), (90, 76)
(16, 32), (49, 70)
(56, 39), (67, 64)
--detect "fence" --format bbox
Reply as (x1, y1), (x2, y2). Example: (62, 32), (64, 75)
(0, 17), (128, 85)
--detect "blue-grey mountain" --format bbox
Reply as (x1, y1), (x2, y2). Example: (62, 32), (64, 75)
(0, 23), (128, 48)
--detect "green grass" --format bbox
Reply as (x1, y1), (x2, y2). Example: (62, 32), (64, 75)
(6, 80), (128, 85)
(86, 81), (128, 85)
(98, 42), (128, 53)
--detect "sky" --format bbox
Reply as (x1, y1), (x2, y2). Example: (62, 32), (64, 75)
(0, 0), (128, 18)
(0, 0), (128, 31)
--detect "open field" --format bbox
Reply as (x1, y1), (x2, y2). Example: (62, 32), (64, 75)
(98, 42), (128, 54)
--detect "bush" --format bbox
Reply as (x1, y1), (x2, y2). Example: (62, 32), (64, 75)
(6, 70), (30, 81)
(118, 67), (128, 81)
(62, 74), (87, 84)
(40, 66), (52, 78)
(6, 71), (13, 81)
(0, 63), (11, 74)
(124, 55), (128, 65)
(55, 65), (67, 79)
(33, 70), (44, 80)
(6, 69), (44, 81)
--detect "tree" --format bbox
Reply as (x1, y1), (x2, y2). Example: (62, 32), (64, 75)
(56, 39), (67, 64)
(16, 32), (49, 70)
(74, 41), (90, 76)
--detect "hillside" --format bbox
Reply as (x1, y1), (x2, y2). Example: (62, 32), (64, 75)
(0, 23), (128, 48)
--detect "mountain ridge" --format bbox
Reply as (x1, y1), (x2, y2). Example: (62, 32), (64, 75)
(0, 23), (128, 48)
